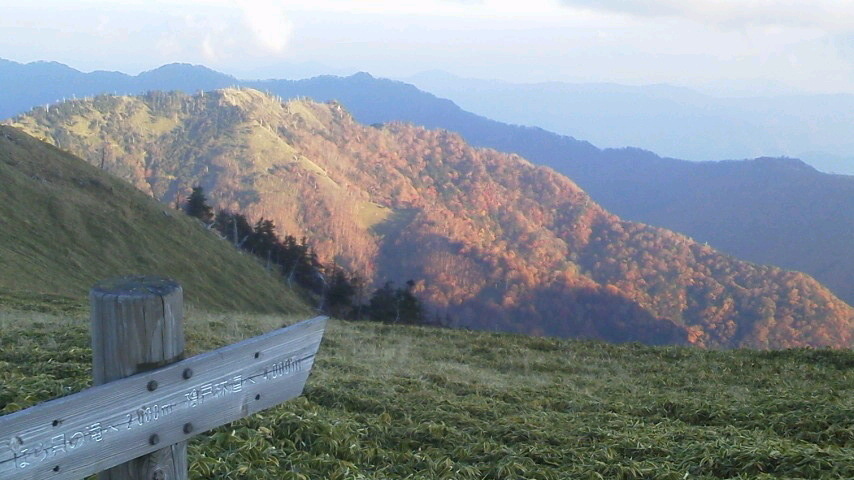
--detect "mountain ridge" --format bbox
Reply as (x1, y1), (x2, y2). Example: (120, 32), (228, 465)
(245, 73), (854, 307)
(3, 59), (854, 307)
(9, 88), (852, 349)
(0, 58), (235, 119)
(403, 70), (854, 174)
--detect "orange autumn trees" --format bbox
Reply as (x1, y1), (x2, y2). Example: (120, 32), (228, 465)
(11, 88), (853, 348)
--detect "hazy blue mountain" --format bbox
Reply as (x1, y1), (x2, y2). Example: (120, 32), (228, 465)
(245, 72), (605, 162)
(132, 63), (235, 92)
(0, 59), (235, 119)
(405, 71), (854, 175)
(231, 60), (354, 81)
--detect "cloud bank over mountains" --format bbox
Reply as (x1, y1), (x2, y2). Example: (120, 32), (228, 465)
(558, 0), (854, 30)
(2, 0), (854, 94)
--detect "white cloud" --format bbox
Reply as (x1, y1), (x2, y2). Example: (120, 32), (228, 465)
(556, 0), (854, 31)
(282, 0), (566, 17)
(3, 0), (854, 93)
(201, 34), (218, 61)
(237, 0), (293, 54)
(142, 2), (294, 66)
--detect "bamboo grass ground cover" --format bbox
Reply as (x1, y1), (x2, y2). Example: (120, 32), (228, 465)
(1, 301), (852, 479)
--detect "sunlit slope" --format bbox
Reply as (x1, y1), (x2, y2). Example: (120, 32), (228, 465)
(0, 125), (309, 313)
(251, 72), (854, 308)
(9, 90), (853, 348)
(2, 305), (852, 479)
(3, 61), (853, 308)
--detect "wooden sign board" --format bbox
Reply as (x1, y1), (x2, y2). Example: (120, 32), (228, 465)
(0, 316), (327, 480)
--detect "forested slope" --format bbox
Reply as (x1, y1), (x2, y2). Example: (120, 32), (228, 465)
(250, 73), (854, 307)
(4, 61), (852, 308)
(9, 90), (853, 348)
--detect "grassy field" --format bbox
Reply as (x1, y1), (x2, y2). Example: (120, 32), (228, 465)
(1, 297), (852, 479)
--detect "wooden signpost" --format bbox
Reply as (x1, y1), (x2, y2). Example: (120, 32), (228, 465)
(0, 276), (327, 480)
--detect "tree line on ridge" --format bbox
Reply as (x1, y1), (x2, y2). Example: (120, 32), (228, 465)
(183, 186), (427, 325)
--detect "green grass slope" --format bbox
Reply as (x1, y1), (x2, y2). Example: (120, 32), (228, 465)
(1, 302), (852, 479)
(0, 125), (308, 313)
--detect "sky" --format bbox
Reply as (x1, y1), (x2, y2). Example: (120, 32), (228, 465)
(2, 0), (854, 95)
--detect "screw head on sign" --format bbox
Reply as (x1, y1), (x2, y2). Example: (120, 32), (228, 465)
(147, 380), (158, 392)
(149, 434), (160, 445)
(183, 423), (194, 434)
(182, 368), (193, 380)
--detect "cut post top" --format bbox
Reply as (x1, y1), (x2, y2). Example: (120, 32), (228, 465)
(91, 276), (181, 298)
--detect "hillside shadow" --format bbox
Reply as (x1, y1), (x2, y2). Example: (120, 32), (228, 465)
(370, 208), (427, 289)
(371, 207), (418, 238)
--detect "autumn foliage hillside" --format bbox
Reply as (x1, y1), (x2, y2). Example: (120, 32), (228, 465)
(10, 89), (853, 348)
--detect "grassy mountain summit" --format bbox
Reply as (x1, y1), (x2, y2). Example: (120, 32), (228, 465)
(9, 89), (853, 348)
(0, 125), (308, 313)
(2, 305), (853, 479)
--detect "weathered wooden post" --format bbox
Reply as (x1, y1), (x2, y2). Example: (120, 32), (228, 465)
(1, 278), (325, 480)
(90, 276), (187, 480)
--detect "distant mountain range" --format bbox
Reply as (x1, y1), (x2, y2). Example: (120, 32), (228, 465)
(9, 89), (853, 348)
(0, 59), (236, 120)
(404, 70), (854, 175)
(2, 58), (853, 309)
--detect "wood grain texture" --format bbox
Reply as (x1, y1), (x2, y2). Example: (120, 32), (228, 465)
(0, 314), (327, 480)
(90, 276), (186, 480)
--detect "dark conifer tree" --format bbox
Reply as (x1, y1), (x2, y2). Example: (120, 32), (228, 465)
(368, 281), (399, 323)
(350, 274), (367, 320)
(248, 219), (278, 257)
(325, 265), (357, 317)
(295, 245), (324, 293)
(367, 280), (424, 324)
(398, 280), (424, 325)
(214, 211), (253, 248)
(184, 186), (214, 223)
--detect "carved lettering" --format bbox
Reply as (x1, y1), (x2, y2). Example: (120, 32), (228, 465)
(1, 316), (323, 479)
(199, 384), (213, 402)
(265, 357), (303, 381)
(68, 432), (85, 449)
(49, 434), (66, 456)
(89, 423), (104, 442)
(185, 388), (199, 407)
